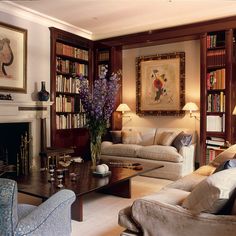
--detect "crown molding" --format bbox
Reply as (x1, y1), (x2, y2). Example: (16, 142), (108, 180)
(0, 1), (92, 40)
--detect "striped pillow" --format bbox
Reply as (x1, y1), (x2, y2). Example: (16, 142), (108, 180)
(157, 132), (178, 146)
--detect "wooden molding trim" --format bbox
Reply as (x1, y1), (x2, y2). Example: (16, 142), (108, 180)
(96, 15), (236, 48)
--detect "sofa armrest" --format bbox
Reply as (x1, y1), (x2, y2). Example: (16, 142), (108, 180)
(132, 198), (236, 236)
(15, 189), (75, 235)
(178, 144), (196, 175)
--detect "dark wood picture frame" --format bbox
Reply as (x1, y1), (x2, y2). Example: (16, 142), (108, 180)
(0, 22), (27, 93)
(136, 52), (185, 116)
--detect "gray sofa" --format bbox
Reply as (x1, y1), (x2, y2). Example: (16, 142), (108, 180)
(118, 144), (236, 236)
(101, 127), (197, 180)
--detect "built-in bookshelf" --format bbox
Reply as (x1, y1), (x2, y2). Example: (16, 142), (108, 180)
(55, 41), (88, 131)
(49, 27), (92, 158)
(200, 29), (236, 165)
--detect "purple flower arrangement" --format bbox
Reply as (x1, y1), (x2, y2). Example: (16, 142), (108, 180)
(79, 71), (120, 141)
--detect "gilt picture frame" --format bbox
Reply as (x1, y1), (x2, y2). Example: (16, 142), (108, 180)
(0, 22), (27, 93)
(136, 52), (185, 116)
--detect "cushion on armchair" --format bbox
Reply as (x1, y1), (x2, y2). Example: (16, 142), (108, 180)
(182, 168), (236, 214)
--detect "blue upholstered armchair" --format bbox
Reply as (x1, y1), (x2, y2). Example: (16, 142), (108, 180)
(0, 178), (76, 236)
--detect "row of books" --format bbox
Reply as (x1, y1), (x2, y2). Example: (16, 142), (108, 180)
(207, 34), (225, 49)
(98, 51), (109, 61)
(56, 95), (84, 113)
(205, 136), (226, 163)
(56, 42), (89, 61)
(207, 49), (225, 67)
(56, 57), (88, 76)
(205, 148), (219, 164)
(206, 115), (225, 132)
(206, 68), (225, 90)
(207, 92), (225, 112)
(56, 113), (87, 130)
(56, 75), (82, 94)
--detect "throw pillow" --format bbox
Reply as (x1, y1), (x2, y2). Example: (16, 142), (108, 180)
(157, 132), (178, 146)
(172, 131), (192, 151)
(214, 159), (236, 173)
(182, 168), (236, 215)
(110, 130), (122, 144)
(210, 144), (236, 167)
(122, 130), (142, 144)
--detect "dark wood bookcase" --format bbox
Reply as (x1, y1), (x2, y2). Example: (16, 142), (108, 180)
(200, 29), (236, 165)
(49, 27), (93, 159)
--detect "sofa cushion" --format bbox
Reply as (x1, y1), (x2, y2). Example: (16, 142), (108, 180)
(122, 130), (142, 144)
(110, 130), (122, 144)
(122, 127), (156, 146)
(156, 132), (178, 146)
(142, 188), (190, 205)
(172, 132), (192, 151)
(210, 144), (236, 167)
(101, 143), (142, 157)
(154, 129), (182, 144)
(167, 173), (207, 192)
(136, 145), (183, 163)
(182, 168), (236, 214)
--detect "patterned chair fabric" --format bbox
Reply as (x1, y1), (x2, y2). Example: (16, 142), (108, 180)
(0, 178), (76, 236)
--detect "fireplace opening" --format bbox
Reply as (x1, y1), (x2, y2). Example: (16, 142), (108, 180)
(0, 122), (32, 176)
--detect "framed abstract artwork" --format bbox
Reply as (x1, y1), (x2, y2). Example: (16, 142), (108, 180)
(136, 52), (185, 116)
(0, 22), (27, 93)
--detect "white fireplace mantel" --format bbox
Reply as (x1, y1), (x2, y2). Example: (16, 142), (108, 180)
(0, 100), (54, 122)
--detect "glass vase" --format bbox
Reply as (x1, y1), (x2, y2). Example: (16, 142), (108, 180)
(90, 134), (102, 169)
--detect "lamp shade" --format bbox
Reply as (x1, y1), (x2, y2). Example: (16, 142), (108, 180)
(233, 105), (236, 115)
(116, 103), (131, 113)
(182, 102), (199, 112)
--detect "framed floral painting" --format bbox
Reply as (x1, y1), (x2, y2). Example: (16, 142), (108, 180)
(0, 22), (27, 93)
(136, 52), (185, 116)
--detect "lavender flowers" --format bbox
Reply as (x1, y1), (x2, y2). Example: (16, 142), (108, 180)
(79, 72), (120, 140)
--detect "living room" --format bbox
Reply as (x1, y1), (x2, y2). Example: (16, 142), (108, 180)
(1, 1), (236, 236)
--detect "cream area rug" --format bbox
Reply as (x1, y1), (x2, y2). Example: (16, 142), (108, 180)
(71, 176), (172, 236)
(18, 176), (172, 236)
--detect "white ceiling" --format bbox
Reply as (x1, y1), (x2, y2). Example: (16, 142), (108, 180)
(9, 0), (236, 40)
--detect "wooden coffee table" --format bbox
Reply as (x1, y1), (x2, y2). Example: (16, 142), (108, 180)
(14, 161), (163, 221)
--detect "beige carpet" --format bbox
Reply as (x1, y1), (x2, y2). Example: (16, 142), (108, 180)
(71, 176), (172, 236)
(18, 176), (172, 236)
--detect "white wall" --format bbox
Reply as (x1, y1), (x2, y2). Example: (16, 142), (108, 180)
(122, 40), (201, 160)
(0, 10), (51, 164)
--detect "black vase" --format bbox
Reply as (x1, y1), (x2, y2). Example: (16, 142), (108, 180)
(38, 81), (49, 101)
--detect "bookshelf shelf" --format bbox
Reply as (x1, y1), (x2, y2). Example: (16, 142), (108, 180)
(206, 132), (225, 137)
(200, 29), (236, 165)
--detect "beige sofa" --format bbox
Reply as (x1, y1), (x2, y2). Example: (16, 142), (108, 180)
(101, 127), (197, 180)
(118, 144), (236, 236)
